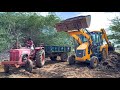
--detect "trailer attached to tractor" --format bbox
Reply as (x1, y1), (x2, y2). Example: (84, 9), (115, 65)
(1, 44), (71, 73)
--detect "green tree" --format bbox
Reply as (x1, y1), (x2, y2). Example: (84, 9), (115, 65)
(109, 16), (120, 44)
(0, 12), (74, 52)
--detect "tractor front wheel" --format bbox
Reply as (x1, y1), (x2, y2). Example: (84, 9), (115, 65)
(36, 49), (45, 68)
(4, 65), (10, 73)
(90, 56), (99, 68)
(25, 60), (33, 73)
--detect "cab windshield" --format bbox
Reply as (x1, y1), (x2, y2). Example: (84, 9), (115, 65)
(90, 32), (102, 43)
(78, 32), (102, 44)
(78, 35), (87, 43)
(91, 33), (96, 42)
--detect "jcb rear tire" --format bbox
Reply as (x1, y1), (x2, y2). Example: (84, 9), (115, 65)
(61, 53), (68, 62)
(102, 49), (107, 61)
(4, 65), (10, 73)
(90, 56), (99, 68)
(68, 55), (75, 65)
(25, 60), (33, 73)
(36, 49), (45, 68)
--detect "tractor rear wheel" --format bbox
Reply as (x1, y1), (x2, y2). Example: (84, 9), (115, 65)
(68, 55), (75, 65)
(61, 53), (68, 62)
(36, 49), (45, 68)
(4, 65), (10, 73)
(90, 56), (99, 68)
(25, 60), (33, 73)
(102, 49), (107, 61)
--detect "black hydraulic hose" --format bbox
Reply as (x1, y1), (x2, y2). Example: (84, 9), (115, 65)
(84, 28), (91, 35)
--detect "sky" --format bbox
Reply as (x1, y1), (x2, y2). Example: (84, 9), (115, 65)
(38, 12), (120, 33)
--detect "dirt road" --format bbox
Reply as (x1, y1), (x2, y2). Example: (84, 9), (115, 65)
(0, 52), (120, 78)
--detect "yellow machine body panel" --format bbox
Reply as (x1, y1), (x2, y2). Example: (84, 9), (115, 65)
(77, 42), (88, 50)
(75, 42), (92, 61)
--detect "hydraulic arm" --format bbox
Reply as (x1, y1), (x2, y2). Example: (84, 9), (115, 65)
(101, 28), (115, 51)
(101, 28), (111, 45)
(68, 29), (92, 46)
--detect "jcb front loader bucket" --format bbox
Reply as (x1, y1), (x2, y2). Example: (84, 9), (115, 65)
(55, 15), (91, 32)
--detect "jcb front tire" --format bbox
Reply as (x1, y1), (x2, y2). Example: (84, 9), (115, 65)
(90, 56), (99, 68)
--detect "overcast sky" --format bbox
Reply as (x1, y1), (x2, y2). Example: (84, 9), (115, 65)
(38, 12), (120, 33)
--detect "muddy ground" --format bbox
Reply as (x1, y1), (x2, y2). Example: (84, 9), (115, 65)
(0, 52), (120, 78)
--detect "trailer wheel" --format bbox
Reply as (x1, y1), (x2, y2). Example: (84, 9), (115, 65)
(4, 65), (10, 73)
(50, 56), (57, 61)
(61, 53), (68, 62)
(90, 56), (99, 68)
(25, 60), (33, 73)
(68, 55), (75, 65)
(36, 49), (45, 68)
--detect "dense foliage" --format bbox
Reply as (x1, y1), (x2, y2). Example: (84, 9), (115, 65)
(0, 12), (73, 52)
(109, 16), (120, 45)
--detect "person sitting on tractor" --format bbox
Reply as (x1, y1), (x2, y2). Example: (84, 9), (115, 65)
(26, 37), (35, 50)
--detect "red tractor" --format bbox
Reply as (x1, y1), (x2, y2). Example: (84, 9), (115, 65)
(1, 46), (45, 73)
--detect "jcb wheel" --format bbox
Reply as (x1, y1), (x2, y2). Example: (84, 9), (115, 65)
(25, 60), (33, 73)
(90, 56), (99, 68)
(68, 55), (75, 65)
(102, 49), (107, 61)
(4, 65), (10, 73)
(36, 49), (45, 68)
(61, 53), (68, 62)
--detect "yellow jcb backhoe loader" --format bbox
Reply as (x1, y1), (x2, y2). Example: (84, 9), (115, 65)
(55, 15), (114, 68)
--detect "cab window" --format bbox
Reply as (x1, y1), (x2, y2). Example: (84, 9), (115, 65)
(78, 35), (87, 43)
(91, 32), (102, 44)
